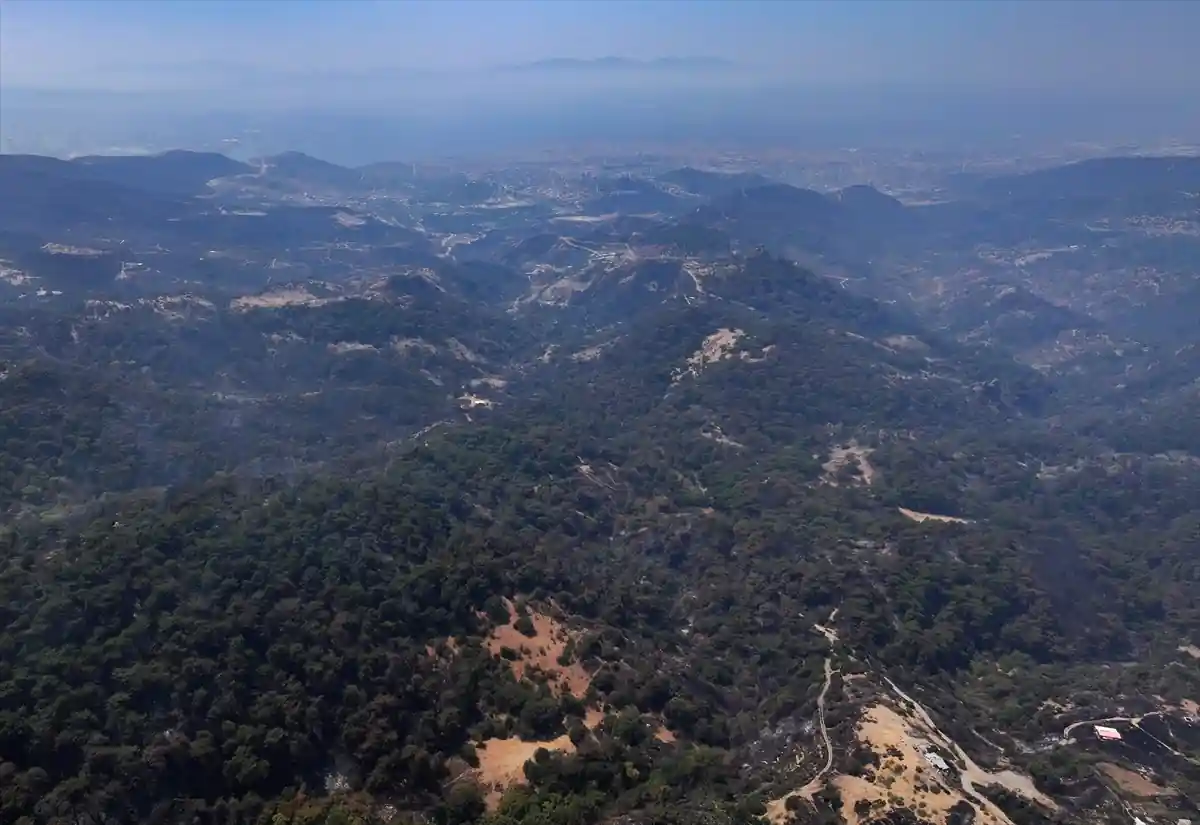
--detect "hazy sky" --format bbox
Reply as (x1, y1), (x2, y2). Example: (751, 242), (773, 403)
(3, 0), (1199, 96)
(3, 0), (1199, 160)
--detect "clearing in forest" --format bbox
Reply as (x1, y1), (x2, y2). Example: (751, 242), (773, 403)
(831, 705), (994, 825)
(674, 328), (744, 381)
(822, 442), (877, 486)
(458, 393), (495, 409)
(474, 733), (577, 809)
(837, 704), (1018, 825)
(769, 697), (1052, 825)
(485, 598), (592, 699)
(231, 287), (332, 310)
(898, 508), (972, 524)
(1098, 763), (1175, 798)
(471, 600), (600, 808)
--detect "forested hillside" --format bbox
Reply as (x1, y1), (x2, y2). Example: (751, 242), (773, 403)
(1, 148), (1199, 825)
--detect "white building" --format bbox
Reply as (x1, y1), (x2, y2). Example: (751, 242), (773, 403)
(924, 752), (950, 772)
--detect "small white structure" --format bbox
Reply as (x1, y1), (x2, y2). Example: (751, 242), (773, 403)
(1095, 725), (1122, 741)
(924, 752), (950, 772)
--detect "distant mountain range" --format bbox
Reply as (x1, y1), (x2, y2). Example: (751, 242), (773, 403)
(503, 56), (736, 72)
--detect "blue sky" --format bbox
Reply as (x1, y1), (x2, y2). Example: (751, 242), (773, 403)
(3, 0), (1198, 96)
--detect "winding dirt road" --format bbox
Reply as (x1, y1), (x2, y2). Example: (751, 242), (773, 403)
(1062, 716), (1141, 739)
(884, 677), (1057, 815)
(1062, 713), (1197, 764)
(766, 657), (837, 822)
(799, 657), (837, 795)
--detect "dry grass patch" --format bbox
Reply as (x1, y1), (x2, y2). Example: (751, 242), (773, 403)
(475, 733), (576, 810)
(768, 700), (1049, 825)
(231, 287), (332, 310)
(485, 598), (592, 699)
(673, 328), (744, 382)
(839, 706), (1006, 825)
(881, 334), (930, 352)
(1098, 763), (1175, 798)
(328, 341), (377, 354)
(898, 508), (973, 524)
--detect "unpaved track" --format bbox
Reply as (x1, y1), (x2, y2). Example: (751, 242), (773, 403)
(884, 677), (1057, 814)
(799, 657), (836, 795)
(1063, 713), (1197, 764)
(766, 657), (836, 823)
(1063, 716), (1141, 739)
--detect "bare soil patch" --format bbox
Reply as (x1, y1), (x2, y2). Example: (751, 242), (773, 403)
(585, 708), (605, 729)
(232, 288), (331, 310)
(699, 423), (745, 449)
(475, 733), (576, 809)
(837, 705), (1001, 825)
(391, 337), (439, 354)
(814, 624), (839, 645)
(882, 334), (930, 352)
(328, 341), (378, 354)
(770, 695), (1052, 825)
(674, 328), (744, 382)
(485, 598), (591, 699)
(42, 243), (105, 256)
(458, 393), (495, 409)
(1098, 763), (1174, 798)
(898, 508), (972, 524)
(470, 376), (509, 389)
(1179, 645), (1200, 659)
(822, 442), (877, 486)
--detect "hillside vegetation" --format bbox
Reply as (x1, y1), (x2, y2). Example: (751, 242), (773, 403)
(1, 149), (1199, 825)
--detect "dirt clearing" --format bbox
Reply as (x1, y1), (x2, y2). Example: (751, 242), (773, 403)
(475, 733), (576, 809)
(768, 684), (1053, 825)
(768, 702), (980, 825)
(674, 328), (744, 382)
(328, 341), (377, 354)
(231, 287), (332, 310)
(822, 442), (877, 486)
(458, 393), (495, 409)
(881, 334), (930, 352)
(847, 705), (1002, 825)
(898, 508), (972, 524)
(485, 598), (591, 699)
(1098, 763), (1175, 798)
